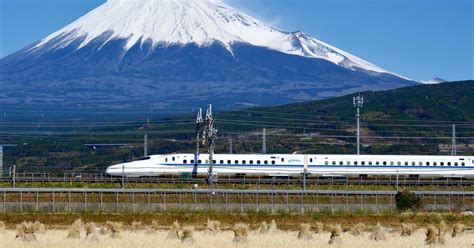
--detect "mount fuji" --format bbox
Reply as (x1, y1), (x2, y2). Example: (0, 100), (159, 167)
(0, 0), (417, 110)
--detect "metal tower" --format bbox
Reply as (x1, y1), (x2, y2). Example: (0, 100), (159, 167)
(194, 108), (204, 173)
(451, 124), (456, 156)
(353, 95), (364, 155)
(143, 134), (148, 157)
(262, 128), (267, 154)
(205, 105), (218, 184)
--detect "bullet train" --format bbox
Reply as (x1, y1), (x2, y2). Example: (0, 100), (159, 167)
(105, 153), (474, 179)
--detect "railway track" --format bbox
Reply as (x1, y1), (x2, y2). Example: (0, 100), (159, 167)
(2, 173), (474, 186)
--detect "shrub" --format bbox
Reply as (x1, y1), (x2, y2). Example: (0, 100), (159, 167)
(395, 190), (421, 211)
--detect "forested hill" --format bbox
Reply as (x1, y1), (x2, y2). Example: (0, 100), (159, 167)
(241, 80), (473, 123)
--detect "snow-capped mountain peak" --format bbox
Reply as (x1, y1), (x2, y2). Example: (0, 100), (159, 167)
(30, 0), (397, 75)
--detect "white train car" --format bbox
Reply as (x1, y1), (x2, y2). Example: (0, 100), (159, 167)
(106, 153), (474, 179)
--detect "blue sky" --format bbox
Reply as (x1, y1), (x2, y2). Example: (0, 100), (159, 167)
(0, 0), (472, 81)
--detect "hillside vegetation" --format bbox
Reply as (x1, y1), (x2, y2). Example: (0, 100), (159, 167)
(1, 81), (473, 173)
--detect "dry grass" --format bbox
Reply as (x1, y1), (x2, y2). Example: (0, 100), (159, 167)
(232, 223), (250, 243)
(314, 221), (324, 233)
(180, 226), (195, 244)
(439, 220), (448, 245)
(166, 220), (180, 240)
(370, 222), (387, 241)
(204, 219), (221, 235)
(130, 221), (142, 232)
(451, 222), (464, 237)
(32, 221), (45, 234)
(256, 221), (269, 235)
(268, 219), (278, 233)
(105, 221), (122, 239)
(400, 223), (417, 236)
(67, 219), (82, 239)
(425, 225), (438, 245)
(297, 223), (312, 240)
(144, 220), (160, 234)
(0, 227), (472, 247)
(15, 221), (40, 241)
(84, 222), (100, 243)
(328, 224), (342, 245)
(349, 223), (366, 236)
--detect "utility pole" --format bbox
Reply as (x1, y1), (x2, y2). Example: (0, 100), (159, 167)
(451, 123), (456, 156)
(121, 164), (125, 189)
(229, 137), (233, 154)
(0, 146), (2, 176)
(262, 128), (267, 154)
(144, 134), (148, 157)
(194, 108), (204, 176)
(205, 105), (217, 184)
(353, 94), (364, 155)
(12, 164), (16, 188)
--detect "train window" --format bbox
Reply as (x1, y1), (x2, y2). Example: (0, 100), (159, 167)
(433, 162), (436, 166)
(227, 160), (231, 164)
(257, 160), (261, 165)
(361, 161), (365, 165)
(332, 161), (336, 165)
(281, 158), (285, 162)
(242, 160), (246, 164)
(206, 160), (209, 164)
(191, 160), (195, 164)
(390, 161), (394, 166)
(172, 157), (175, 161)
(264, 160), (268, 165)
(440, 162), (444, 166)
(454, 162), (458, 166)
(271, 161), (275, 165)
(220, 160), (224, 164)
(325, 161), (329, 165)
(339, 161), (343, 165)
(198, 160), (202, 164)
(427, 162), (430, 166)
(165, 158), (168, 162)
(383, 161), (387, 165)
(461, 162), (465, 166)
(347, 161), (350, 165)
(376, 161), (380, 165)
(250, 160), (253, 164)
(405, 162), (409, 166)
(183, 160), (187, 164)
(412, 162), (416, 166)
(368, 161), (372, 165)
(397, 162), (401, 165)
(354, 161), (358, 165)
(447, 162), (451, 166)
(310, 158), (313, 163)
(235, 160), (239, 164)
(419, 162), (423, 166)
(212, 160), (216, 164)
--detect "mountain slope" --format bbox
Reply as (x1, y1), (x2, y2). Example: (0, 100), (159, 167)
(0, 0), (416, 109)
(234, 80), (474, 122)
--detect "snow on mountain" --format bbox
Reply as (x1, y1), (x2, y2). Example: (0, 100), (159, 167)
(30, 0), (394, 75)
(420, 78), (446, 84)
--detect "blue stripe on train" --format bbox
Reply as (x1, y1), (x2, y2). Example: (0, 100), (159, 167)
(161, 163), (473, 169)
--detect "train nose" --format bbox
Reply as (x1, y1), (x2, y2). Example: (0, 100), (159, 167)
(105, 164), (122, 176)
